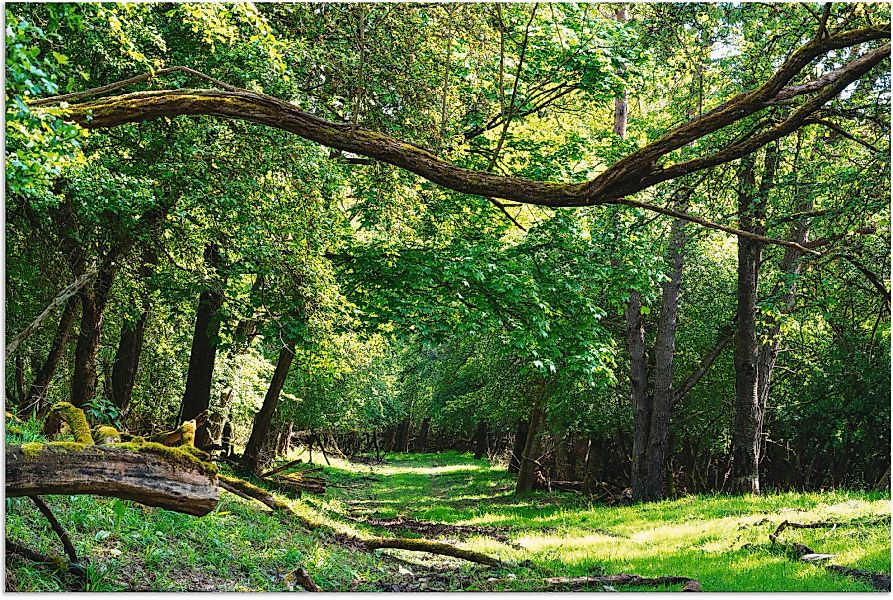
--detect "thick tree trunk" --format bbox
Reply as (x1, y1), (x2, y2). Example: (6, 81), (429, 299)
(111, 305), (149, 413)
(516, 380), (547, 493)
(508, 419), (529, 474)
(395, 417), (411, 453)
(241, 340), (296, 473)
(640, 218), (687, 501)
(729, 148), (777, 494)
(70, 284), (111, 408)
(473, 421), (488, 459)
(180, 245), (224, 447)
(413, 417), (431, 452)
(23, 296), (78, 416)
(6, 444), (218, 516)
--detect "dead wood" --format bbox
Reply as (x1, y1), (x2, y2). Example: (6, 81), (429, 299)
(364, 536), (501, 567)
(770, 515), (890, 543)
(5, 538), (86, 580)
(218, 474), (296, 514)
(29, 496), (78, 565)
(260, 458), (304, 478)
(544, 573), (701, 591)
(286, 567), (322, 592)
(6, 443), (218, 516)
(5, 270), (96, 359)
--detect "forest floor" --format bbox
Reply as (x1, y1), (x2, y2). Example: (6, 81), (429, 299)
(5, 441), (891, 592)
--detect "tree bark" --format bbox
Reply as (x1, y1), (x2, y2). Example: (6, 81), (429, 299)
(729, 147), (777, 494)
(508, 419), (529, 473)
(516, 380), (547, 493)
(413, 417), (430, 452)
(180, 245), (224, 447)
(22, 296), (78, 416)
(241, 340), (296, 473)
(14, 354), (26, 412)
(70, 267), (116, 408)
(641, 218), (687, 501)
(627, 290), (650, 498)
(395, 417), (411, 453)
(6, 444), (218, 516)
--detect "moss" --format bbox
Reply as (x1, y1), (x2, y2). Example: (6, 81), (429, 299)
(21, 442), (43, 459)
(46, 402), (93, 444)
(94, 425), (121, 444)
(114, 441), (217, 476)
(18, 441), (88, 460)
(7, 426), (23, 436)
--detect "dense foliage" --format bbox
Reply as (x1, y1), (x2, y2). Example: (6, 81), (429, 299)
(5, 2), (890, 498)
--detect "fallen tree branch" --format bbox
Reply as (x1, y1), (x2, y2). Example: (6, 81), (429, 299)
(364, 537), (501, 567)
(6, 538), (86, 580)
(544, 573), (701, 591)
(769, 515), (890, 543)
(5, 270), (96, 360)
(218, 474), (296, 514)
(29, 496), (79, 566)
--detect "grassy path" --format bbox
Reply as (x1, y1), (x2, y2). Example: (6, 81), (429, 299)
(6, 447), (891, 591)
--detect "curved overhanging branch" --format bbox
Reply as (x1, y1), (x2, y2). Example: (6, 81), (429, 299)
(33, 26), (889, 253)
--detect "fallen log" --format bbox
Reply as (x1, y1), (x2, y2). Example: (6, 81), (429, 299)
(364, 537), (501, 567)
(218, 474), (295, 514)
(544, 574), (701, 591)
(826, 565), (891, 592)
(260, 458), (304, 478)
(769, 516), (890, 543)
(42, 402), (93, 442)
(6, 443), (219, 516)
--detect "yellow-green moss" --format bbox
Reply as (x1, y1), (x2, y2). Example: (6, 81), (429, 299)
(47, 402), (94, 444)
(94, 425), (121, 444)
(21, 442), (43, 459)
(18, 441), (88, 460)
(114, 441), (217, 476)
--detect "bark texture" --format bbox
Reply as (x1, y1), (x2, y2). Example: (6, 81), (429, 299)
(23, 296), (78, 416)
(241, 340), (296, 473)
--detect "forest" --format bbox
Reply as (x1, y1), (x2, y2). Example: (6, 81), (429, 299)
(4, 1), (891, 592)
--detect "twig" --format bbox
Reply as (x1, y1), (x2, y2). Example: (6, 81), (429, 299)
(29, 496), (78, 565)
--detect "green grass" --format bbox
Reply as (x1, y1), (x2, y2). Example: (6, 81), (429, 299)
(5, 428), (890, 591)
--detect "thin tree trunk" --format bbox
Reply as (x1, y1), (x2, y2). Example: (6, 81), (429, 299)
(729, 147), (777, 494)
(23, 296), (78, 416)
(70, 280), (112, 408)
(508, 419), (529, 474)
(627, 290), (650, 498)
(180, 245), (224, 447)
(241, 340), (296, 473)
(14, 354), (26, 412)
(413, 417), (431, 452)
(641, 218), (687, 501)
(516, 380), (547, 493)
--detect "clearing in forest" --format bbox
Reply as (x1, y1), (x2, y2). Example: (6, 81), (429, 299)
(6, 448), (890, 592)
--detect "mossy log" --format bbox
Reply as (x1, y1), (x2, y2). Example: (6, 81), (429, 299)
(218, 474), (295, 514)
(42, 402), (93, 443)
(6, 443), (218, 516)
(149, 419), (197, 447)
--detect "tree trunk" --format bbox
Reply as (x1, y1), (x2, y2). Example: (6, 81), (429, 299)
(640, 218), (687, 501)
(413, 417), (431, 452)
(70, 284), (110, 408)
(111, 294), (151, 414)
(627, 290), (650, 499)
(180, 245), (224, 447)
(582, 436), (604, 494)
(729, 148), (777, 494)
(508, 419), (529, 474)
(473, 421), (488, 459)
(395, 417), (411, 453)
(14, 354), (26, 412)
(23, 296), (78, 416)
(516, 380), (547, 493)
(241, 340), (296, 473)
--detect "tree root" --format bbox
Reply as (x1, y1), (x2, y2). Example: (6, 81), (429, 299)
(544, 574), (701, 591)
(768, 516), (891, 591)
(769, 515), (890, 543)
